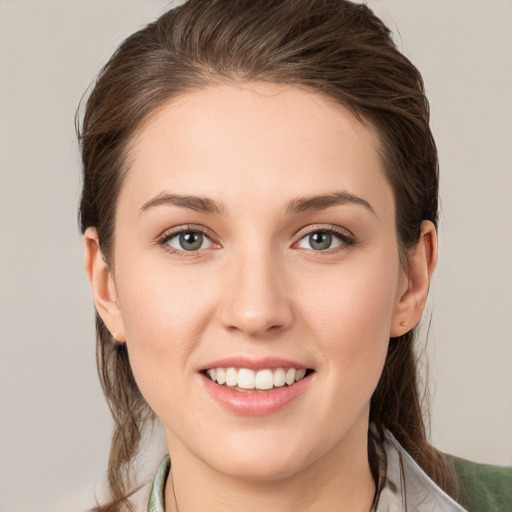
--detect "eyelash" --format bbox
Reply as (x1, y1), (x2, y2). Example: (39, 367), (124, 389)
(159, 225), (217, 258)
(293, 225), (355, 253)
(158, 225), (355, 257)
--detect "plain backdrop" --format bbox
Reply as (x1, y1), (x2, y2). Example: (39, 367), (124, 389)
(0, 1), (511, 511)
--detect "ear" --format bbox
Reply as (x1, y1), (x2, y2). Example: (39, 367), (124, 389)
(390, 220), (438, 337)
(84, 227), (126, 342)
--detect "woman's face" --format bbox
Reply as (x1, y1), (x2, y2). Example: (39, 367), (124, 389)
(104, 83), (410, 480)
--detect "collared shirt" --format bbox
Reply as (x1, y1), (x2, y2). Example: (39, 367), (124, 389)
(147, 430), (467, 512)
(375, 431), (466, 511)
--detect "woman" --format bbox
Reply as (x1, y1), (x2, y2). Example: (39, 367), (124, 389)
(78, 1), (511, 511)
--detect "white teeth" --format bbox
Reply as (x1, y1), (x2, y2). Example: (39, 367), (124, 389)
(216, 367), (226, 385)
(225, 367), (238, 387)
(205, 366), (308, 389)
(285, 368), (296, 385)
(238, 368), (255, 389)
(255, 369), (274, 390)
(295, 368), (306, 382)
(273, 367), (286, 387)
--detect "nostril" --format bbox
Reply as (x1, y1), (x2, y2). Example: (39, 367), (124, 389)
(218, 268), (294, 336)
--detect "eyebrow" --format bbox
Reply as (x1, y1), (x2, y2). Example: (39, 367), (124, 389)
(139, 193), (224, 216)
(286, 191), (375, 215)
(139, 190), (374, 217)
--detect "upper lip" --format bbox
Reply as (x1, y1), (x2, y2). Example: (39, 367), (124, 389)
(200, 356), (310, 371)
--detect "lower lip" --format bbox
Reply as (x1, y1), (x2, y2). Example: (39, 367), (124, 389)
(201, 373), (312, 416)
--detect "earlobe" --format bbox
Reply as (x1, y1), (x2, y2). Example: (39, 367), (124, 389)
(84, 227), (126, 342)
(390, 221), (438, 337)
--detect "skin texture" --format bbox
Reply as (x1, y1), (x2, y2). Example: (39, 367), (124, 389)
(85, 83), (437, 512)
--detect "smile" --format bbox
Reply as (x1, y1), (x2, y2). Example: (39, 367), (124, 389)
(204, 367), (309, 391)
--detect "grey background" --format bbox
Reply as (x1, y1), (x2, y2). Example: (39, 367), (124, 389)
(0, 1), (511, 511)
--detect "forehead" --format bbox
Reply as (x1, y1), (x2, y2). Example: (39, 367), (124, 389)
(121, 82), (392, 217)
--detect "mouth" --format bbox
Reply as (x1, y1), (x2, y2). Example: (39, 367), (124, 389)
(202, 367), (314, 393)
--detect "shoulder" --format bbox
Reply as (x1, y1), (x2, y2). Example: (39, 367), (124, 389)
(447, 455), (512, 512)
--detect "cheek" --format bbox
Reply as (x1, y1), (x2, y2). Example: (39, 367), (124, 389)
(301, 257), (399, 344)
(298, 255), (400, 396)
(117, 256), (213, 343)
(113, 259), (215, 401)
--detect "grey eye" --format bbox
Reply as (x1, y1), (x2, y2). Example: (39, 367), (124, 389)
(309, 232), (332, 250)
(166, 231), (212, 251)
(297, 231), (343, 251)
(179, 232), (203, 251)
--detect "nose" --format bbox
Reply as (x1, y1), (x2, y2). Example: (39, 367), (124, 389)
(218, 249), (294, 338)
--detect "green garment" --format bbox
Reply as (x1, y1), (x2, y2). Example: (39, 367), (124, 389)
(447, 455), (512, 512)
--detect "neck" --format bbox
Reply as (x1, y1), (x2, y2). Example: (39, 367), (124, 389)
(164, 423), (375, 512)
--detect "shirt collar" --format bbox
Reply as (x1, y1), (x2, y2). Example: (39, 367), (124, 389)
(147, 431), (467, 512)
(148, 453), (170, 512)
(377, 430), (467, 511)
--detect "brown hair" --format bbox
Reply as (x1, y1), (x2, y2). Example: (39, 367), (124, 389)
(77, 1), (456, 509)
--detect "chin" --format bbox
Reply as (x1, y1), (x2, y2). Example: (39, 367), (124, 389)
(211, 449), (313, 482)
(195, 427), (332, 483)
